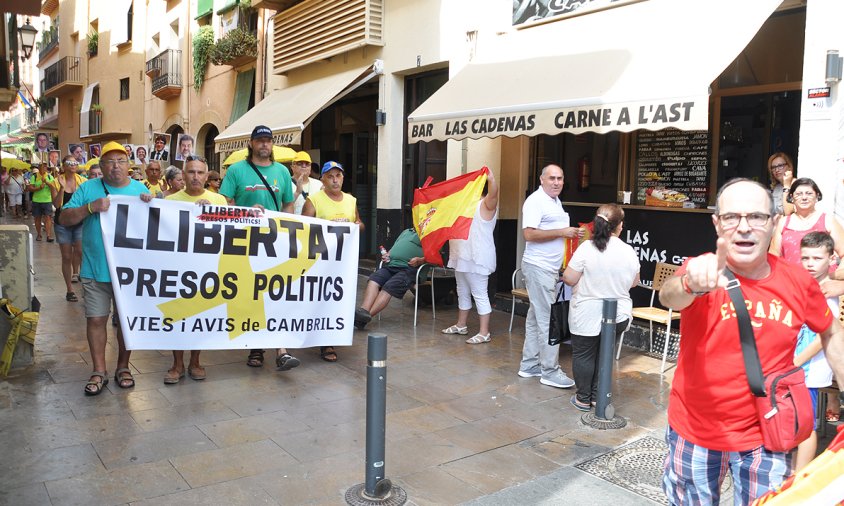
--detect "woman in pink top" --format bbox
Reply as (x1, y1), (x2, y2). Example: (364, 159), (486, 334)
(770, 178), (844, 268)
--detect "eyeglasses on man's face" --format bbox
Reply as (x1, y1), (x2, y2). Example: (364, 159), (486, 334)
(101, 159), (130, 168)
(717, 212), (772, 229)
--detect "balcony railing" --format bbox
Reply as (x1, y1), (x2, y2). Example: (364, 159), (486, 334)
(148, 49), (182, 100)
(37, 27), (59, 61)
(23, 108), (39, 130)
(42, 56), (83, 97)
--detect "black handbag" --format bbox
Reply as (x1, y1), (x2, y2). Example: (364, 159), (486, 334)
(548, 284), (567, 346)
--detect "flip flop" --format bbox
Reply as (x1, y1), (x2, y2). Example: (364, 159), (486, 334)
(66, 291), (78, 302)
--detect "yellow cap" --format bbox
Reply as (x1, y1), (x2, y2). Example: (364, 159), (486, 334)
(293, 151), (312, 164)
(101, 141), (129, 157)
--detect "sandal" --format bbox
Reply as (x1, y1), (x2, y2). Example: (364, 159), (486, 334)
(71, 274), (80, 283)
(275, 353), (300, 371)
(46, 237), (54, 243)
(84, 371), (108, 396)
(163, 368), (185, 384)
(188, 366), (207, 380)
(828, 409), (841, 422)
(320, 347), (338, 362)
(114, 368), (135, 389)
(36, 236), (42, 241)
(441, 325), (468, 335)
(66, 291), (78, 302)
(246, 349), (265, 367)
(465, 333), (491, 344)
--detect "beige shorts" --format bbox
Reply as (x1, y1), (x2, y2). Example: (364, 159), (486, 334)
(81, 278), (116, 318)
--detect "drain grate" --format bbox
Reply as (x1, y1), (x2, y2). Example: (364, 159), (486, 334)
(575, 436), (732, 505)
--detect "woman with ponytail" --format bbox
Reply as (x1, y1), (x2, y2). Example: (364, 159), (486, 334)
(562, 204), (640, 412)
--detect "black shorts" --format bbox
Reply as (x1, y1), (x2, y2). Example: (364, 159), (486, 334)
(369, 266), (415, 299)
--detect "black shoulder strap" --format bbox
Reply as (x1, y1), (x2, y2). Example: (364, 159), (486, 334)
(100, 179), (110, 196)
(246, 160), (279, 212)
(724, 269), (766, 397)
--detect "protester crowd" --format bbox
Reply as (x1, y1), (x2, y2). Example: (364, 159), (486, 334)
(3, 133), (844, 505)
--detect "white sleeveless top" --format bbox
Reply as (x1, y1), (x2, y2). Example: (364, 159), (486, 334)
(448, 201), (498, 275)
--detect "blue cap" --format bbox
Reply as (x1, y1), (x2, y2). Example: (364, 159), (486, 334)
(250, 125), (273, 140)
(321, 161), (344, 175)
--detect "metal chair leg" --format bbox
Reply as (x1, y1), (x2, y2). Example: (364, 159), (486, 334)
(509, 297), (515, 332)
(616, 330), (625, 360)
(660, 317), (672, 375)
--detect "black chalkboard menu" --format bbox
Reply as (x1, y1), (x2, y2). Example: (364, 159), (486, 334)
(635, 130), (710, 207)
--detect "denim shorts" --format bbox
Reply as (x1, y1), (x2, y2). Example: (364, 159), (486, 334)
(31, 201), (53, 217)
(369, 266), (415, 299)
(54, 223), (83, 244)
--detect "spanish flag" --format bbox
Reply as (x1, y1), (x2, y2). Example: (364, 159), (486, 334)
(412, 167), (489, 266)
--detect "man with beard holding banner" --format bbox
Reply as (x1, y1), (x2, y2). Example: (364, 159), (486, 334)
(60, 141), (153, 395)
(219, 125), (298, 372)
(161, 155), (228, 384)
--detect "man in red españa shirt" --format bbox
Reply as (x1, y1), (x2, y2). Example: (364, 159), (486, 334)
(659, 178), (844, 505)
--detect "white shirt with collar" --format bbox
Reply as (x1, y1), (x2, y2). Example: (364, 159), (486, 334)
(521, 186), (569, 271)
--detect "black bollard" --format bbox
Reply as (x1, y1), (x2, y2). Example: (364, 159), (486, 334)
(582, 299), (627, 429)
(345, 333), (407, 505)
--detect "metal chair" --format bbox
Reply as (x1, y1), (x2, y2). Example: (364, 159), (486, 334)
(375, 261), (436, 326)
(618, 262), (681, 374)
(509, 268), (530, 332)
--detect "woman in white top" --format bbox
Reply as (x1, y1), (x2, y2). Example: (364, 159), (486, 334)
(441, 169), (499, 344)
(562, 203), (640, 412)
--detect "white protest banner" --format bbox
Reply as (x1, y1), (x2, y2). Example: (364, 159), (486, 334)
(100, 196), (359, 350)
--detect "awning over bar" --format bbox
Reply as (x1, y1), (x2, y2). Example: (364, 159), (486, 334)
(407, 0), (782, 143)
(215, 62), (381, 153)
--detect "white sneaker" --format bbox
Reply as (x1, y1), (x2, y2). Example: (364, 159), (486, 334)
(540, 369), (575, 388)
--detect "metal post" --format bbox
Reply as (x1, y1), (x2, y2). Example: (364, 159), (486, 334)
(595, 299), (617, 419)
(365, 333), (387, 494)
(345, 333), (407, 505)
(582, 299), (627, 429)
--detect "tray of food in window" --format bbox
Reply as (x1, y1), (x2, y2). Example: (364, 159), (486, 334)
(645, 188), (688, 208)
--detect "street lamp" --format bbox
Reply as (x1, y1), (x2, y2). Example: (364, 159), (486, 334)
(18, 18), (38, 61)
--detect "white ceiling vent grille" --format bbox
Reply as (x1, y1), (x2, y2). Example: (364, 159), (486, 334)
(273, 0), (383, 74)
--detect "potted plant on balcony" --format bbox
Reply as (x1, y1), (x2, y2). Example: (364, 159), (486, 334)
(210, 28), (257, 68)
(87, 31), (98, 57)
(90, 103), (104, 116)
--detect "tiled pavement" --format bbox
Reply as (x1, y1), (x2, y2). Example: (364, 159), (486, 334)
(1, 216), (676, 505)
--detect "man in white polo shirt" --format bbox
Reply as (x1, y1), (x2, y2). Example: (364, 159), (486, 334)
(518, 164), (584, 388)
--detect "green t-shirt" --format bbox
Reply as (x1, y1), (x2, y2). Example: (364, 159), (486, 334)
(387, 229), (423, 268)
(219, 159), (294, 210)
(31, 173), (55, 203)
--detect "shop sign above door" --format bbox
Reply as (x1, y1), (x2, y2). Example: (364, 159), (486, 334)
(408, 96), (707, 143)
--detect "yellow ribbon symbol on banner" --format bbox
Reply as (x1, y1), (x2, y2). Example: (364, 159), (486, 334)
(157, 218), (318, 339)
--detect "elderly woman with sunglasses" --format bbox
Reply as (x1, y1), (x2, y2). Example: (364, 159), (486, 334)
(770, 177), (844, 273)
(767, 152), (796, 216)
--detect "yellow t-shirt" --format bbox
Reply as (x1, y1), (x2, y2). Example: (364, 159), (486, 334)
(144, 180), (163, 196)
(165, 189), (228, 205)
(308, 190), (357, 222)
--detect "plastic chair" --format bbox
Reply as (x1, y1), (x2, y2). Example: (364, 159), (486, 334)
(509, 268), (530, 332)
(618, 262), (681, 374)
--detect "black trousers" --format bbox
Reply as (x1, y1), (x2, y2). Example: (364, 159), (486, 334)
(571, 319), (629, 404)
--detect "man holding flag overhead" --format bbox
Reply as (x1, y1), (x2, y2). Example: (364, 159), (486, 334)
(518, 164), (584, 389)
